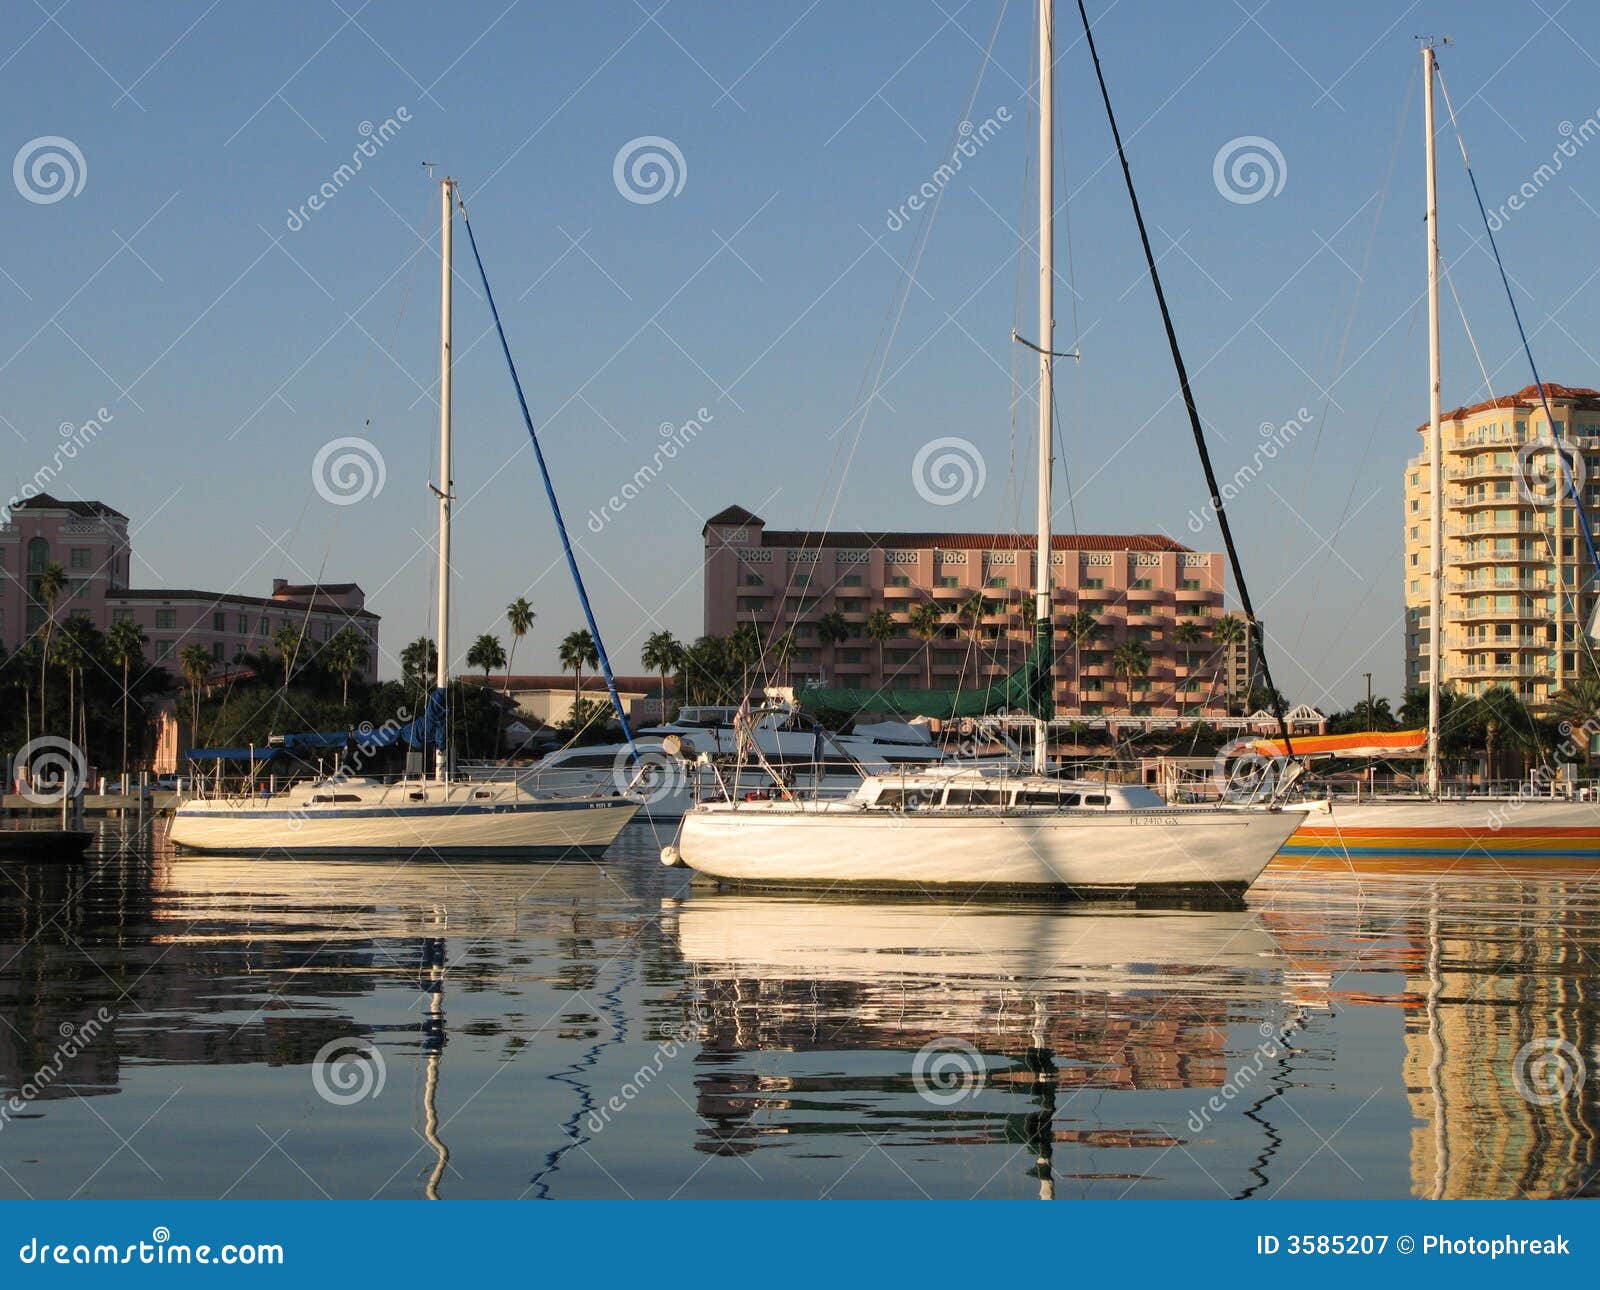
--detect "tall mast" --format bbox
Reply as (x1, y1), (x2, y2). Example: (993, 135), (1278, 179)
(1423, 47), (1442, 797)
(435, 177), (454, 784)
(1034, 0), (1054, 774)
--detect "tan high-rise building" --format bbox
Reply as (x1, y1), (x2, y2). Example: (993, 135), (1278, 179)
(1403, 383), (1600, 712)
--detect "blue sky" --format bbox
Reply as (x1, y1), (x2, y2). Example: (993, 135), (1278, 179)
(5, 0), (1600, 708)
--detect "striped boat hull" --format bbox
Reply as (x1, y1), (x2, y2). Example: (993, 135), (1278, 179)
(1282, 798), (1600, 859)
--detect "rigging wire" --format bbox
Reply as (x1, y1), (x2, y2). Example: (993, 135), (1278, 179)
(1074, 0), (1296, 755)
(1434, 59), (1600, 686)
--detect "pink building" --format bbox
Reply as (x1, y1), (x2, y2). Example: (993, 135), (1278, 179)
(703, 505), (1232, 717)
(0, 494), (377, 676)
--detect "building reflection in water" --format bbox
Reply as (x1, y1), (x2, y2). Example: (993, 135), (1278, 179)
(670, 895), (1323, 1197)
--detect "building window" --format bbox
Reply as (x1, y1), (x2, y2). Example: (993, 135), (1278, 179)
(1180, 579), (1201, 591)
(1083, 578), (1104, 590)
(838, 649), (861, 663)
(211, 641), (225, 661)
(112, 608), (132, 623)
(842, 575), (862, 587)
(212, 611), (226, 632)
(237, 614), (249, 634)
(889, 575), (911, 588)
(155, 609), (176, 629)
(156, 641), (173, 660)
(1131, 578), (1153, 591)
(743, 574), (764, 586)
(938, 576), (959, 588)
(27, 538), (47, 572)
(69, 548), (89, 569)
(986, 577), (1007, 589)
(737, 597), (763, 612)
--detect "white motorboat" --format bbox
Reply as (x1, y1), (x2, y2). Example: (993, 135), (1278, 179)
(173, 180), (639, 856)
(519, 701), (1011, 820)
(670, 767), (1308, 897)
(669, 2), (1310, 898)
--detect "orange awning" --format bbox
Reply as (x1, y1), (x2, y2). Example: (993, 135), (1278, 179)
(1247, 728), (1427, 760)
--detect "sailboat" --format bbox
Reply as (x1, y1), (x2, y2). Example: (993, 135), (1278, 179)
(667, 1), (1309, 896)
(1278, 42), (1600, 861)
(171, 180), (640, 856)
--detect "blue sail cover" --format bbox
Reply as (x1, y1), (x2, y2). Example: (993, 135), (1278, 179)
(187, 690), (445, 762)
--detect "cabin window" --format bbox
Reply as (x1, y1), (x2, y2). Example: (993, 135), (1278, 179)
(1082, 795), (1109, 806)
(310, 793), (362, 804)
(944, 788), (1003, 807)
(1015, 790), (1080, 807)
(473, 790), (494, 799)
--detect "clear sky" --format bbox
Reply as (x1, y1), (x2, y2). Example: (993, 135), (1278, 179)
(5, 0), (1599, 709)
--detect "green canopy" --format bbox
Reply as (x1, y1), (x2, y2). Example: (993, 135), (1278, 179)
(796, 623), (1055, 722)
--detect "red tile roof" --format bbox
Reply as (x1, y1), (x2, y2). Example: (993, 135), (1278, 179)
(490, 674), (658, 692)
(702, 504), (764, 533)
(756, 530), (1191, 552)
(1415, 383), (1600, 432)
(11, 493), (127, 520)
(109, 589), (379, 618)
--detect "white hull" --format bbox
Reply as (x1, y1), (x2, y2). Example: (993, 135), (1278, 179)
(171, 791), (638, 856)
(676, 801), (1304, 894)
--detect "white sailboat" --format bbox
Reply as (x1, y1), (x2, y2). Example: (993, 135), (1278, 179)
(172, 179), (639, 856)
(1279, 43), (1600, 861)
(668, 1), (1308, 896)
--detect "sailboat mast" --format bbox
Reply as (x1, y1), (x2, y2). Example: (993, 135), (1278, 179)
(1423, 47), (1442, 797)
(435, 177), (454, 784)
(1034, 0), (1055, 774)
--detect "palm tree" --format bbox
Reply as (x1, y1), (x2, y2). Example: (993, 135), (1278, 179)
(728, 623), (761, 692)
(178, 643), (213, 738)
(768, 628), (796, 686)
(956, 592), (991, 641)
(466, 633), (506, 682)
(271, 622), (301, 691)
(815, 609), (850, 674)
(1061, 610), (1099, 710)
(559, 630), (598, 706)
(864, 608), (896, 679)
(326, 626), (367, 707)
(1209, 614), (1247, 714)
(50, 623), (87, 755)
(1171, 619), (1204, 710)
(909, 600), (944, 688)
(641, 630), (681, 720)
(504, 597), (535, 695)
(401, 636), (438, 700)
(106, 617), (147, 783)
(1552, 674), (1600, 759)
(1112, 639), (1151, 711)
(33, 561), (67, 733)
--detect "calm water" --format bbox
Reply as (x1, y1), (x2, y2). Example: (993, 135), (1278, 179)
(1, 821), (1597, 1200)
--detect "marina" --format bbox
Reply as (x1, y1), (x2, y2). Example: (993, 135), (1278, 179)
(7, 0), (1600, 1241)
(2, 822), (1598, 1199)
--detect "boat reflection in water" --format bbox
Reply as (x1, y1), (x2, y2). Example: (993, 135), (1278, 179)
(671, 894), (1327, 1198)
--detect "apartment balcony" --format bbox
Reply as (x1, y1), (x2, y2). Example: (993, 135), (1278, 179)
(1174, 586), (1216, 602)
(1447, 518), (1548, 538)
(1124, 586), (1164, 603)
(881, 584), (921, 600)
(1077, 585), (1118, 601)
(1448, 577), (1550, 593)
(1453, 664), (1548, 680)
(1124, 609), (1165, 626)
(931, 585), (972, 601)
(1444, 461), (1518, 481)
(1449, 548), (1548, 567)
(1452, 604), (1547, 623)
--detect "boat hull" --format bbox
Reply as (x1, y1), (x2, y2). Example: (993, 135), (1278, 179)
(675, 803), (1303, 895)
(1281, 797), (1600, 859)
(170, 797), (639, 856)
